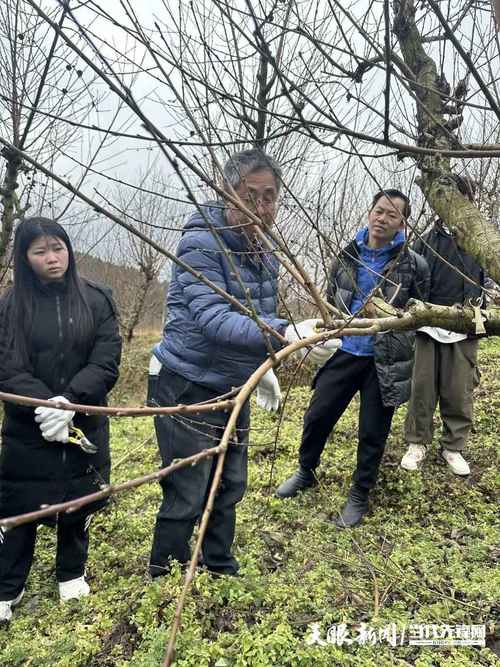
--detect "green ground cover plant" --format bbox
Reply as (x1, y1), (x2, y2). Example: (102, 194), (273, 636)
(0, 336), (498, 666)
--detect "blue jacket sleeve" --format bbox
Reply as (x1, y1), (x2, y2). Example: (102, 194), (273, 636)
(176, 235), (288, 352)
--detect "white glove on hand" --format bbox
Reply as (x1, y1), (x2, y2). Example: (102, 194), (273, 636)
(148, 354), (162, 375)
(256, 369), (282, 412)
(35, 396), (75, 441)
(285, 319), (340, 366)
(43, 423), (70, 443)
(147, 354), (162, 407)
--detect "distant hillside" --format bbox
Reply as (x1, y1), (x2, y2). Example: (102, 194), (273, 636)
(76, 252), (166, 334)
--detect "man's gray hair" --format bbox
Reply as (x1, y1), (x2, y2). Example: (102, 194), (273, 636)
(223, 148), (282, 191)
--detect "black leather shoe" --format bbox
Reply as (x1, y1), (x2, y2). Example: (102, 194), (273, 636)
(275, 466), (317, 498)
(335, 487), (369, 528)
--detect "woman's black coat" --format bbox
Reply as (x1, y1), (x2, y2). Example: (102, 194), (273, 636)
(0, 279), (122, 521)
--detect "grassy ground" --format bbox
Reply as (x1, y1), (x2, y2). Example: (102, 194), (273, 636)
(0, 335), (498, 666)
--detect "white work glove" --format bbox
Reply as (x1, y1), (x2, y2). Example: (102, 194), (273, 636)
(147, 354), (162, 407)
(148, 354), (162, 375)
(35, 396), (75, 441)
(256, 369), (282, 412)
(44, 423), (70, 443)
(285, 319), (340, 366)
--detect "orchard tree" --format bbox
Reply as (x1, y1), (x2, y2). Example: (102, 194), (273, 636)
(2, 2), (500, 662)
(0, 0), (105, 279)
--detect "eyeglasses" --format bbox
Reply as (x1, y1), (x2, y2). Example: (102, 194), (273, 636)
(239, 193), (278, 207)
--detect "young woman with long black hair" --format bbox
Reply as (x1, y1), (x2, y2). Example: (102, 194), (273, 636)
(0, 217), (121, 621)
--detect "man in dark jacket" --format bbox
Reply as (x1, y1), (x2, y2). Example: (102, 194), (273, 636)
(400, 217), (485, 476)
(149, 149), (337, 576)
(276, 189), (430, 528)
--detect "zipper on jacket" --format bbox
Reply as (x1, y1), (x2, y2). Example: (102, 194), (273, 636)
(56, 294), (67, 468)
(55, 295), (66, 386)
(56, 295), (63, 344)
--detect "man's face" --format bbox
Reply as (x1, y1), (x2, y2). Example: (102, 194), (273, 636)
(225, 169), (279, 237)
(367, 195), (406, 248)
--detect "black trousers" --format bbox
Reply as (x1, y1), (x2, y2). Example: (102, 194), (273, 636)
(0, 514), (91, 600)
(299, 350), (395, 493)
(149, 368), (249, 577)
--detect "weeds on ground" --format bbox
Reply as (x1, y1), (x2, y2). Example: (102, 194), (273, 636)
(0, 337), (498, 666)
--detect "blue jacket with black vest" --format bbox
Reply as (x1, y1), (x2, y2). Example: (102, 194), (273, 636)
(326, 230), (430, 407)
(154, 202), (288, 393)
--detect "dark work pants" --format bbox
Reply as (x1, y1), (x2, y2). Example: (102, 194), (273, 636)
(149, 368), (249, 577)
(299, 350), (395, 493)
(0, 515), (90, 600)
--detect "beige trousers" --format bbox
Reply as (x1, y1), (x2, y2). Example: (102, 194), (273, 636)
(404, 334), (479, 452)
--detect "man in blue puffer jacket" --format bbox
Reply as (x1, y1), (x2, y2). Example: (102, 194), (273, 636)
(149, 149), (337, 576)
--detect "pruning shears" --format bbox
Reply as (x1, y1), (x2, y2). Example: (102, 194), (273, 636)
(68, 426), (98, 454)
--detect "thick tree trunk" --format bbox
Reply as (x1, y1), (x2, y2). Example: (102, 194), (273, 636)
(333, 300), (500, 337)
(393, 0), (500, 283)
(0, 150), (22, 280)
(493, 0), (500, 31)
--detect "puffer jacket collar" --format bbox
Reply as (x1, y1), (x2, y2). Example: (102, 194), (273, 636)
(183, 201), (277, 271)
(33, 275), (68, 297)
(343, 229), (407, 269)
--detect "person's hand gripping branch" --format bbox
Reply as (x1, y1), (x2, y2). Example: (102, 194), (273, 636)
(284, 319), (340, 366)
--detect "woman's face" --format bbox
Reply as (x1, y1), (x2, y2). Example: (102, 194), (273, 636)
(26, 235), (69, 282)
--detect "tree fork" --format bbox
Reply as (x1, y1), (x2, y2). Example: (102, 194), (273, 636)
(393, 0), (500, 283)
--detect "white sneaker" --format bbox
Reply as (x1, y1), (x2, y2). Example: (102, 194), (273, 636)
(58, 576), (90, 602)
(0, 589), (24, 623)
(400, 444), (427, 471)
(441, 449), (470, 476)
